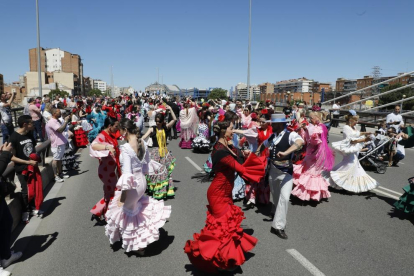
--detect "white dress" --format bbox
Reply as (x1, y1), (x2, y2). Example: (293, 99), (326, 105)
(328, 125), (379, 193)
(105, 142), (171, 252)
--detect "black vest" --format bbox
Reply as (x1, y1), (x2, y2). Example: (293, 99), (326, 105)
(269, 131), (291, 161)
(150, 126), (167, 148)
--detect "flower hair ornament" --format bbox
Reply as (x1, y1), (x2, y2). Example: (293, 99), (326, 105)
(218, 115), (225, 122)
(261, 109), (268, 115)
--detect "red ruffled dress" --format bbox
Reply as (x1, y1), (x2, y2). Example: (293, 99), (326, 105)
(184, 143), (265, 273)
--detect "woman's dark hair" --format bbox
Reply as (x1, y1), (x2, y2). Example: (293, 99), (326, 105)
(213, 120), (230, 136)
(224, 110), (238, 122)
(120, 118), (140, 137)
(101, 116), (118, 132)
(155, 113), (165, 125)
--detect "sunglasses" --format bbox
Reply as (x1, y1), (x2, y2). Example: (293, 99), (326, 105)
(155, 121), (162, 123)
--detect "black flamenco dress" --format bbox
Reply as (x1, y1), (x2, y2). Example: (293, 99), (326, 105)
(184, 142), (265, 273)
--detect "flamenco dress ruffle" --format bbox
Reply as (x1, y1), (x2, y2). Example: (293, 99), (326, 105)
(191, 136), (210, 153)
(291, 131), (331, 201)
(105, 174), (171, 252)
(146, 149), (176, 199)
(184, 205), (257, 273)
(185, 154), (264, 273)
(292, 164), (330, 201)
(328, 138), (379, 193)
(394, 182), (414, 214)
(74, 127), (89, 147)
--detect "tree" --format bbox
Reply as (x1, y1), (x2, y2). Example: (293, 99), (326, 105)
(208, 88), (228, 100)
(48, 88), (69, 99)
(379, 83), (414, 111)
(87, 89), (103, 97)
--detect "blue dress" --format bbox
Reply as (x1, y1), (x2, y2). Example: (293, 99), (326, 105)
(88, 111), (107, 142)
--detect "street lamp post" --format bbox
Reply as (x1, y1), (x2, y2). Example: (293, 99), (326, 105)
(287, 91), (291, 105)
(36, 0), (42, 98)
(247, 0), (252, 101)
(401, 94), (406, 111)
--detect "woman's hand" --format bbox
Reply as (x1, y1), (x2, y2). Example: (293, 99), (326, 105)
(107, 145), (116, 155)
(276, 151), (288, 158)
(242, 150), (251, 157)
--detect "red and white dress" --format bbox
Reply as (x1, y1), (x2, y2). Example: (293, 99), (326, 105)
(89, 131), (121, 218)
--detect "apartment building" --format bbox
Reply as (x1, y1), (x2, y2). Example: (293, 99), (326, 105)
(274, 78), (313, 94)
(29, 47), (84, 94)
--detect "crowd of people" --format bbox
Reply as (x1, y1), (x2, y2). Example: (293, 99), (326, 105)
(0, 92), (413, 275)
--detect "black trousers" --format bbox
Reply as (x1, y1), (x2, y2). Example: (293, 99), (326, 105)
(171, 121), (178, 138)
(0, 197), (12, 260)
(17, 174), (32, 212)
(332, 114), (340, 127)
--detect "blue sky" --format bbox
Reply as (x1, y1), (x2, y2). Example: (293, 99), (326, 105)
(1, 0), (413, 91)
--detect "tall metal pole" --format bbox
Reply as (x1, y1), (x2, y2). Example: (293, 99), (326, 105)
(36, 0), (42, 98)
(247, 0), (252, 101)
(111, 66), (114, 97)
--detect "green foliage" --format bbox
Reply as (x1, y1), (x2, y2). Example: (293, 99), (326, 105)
(87, 89), (103, 97)
(48, 89), (69, 99)
(208, 88), (228, 100)
(379, 84), (414, 111)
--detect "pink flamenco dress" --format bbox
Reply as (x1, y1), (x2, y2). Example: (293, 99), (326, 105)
(105, 142), (171, 252)
(184, 143), (265, 273)
(291, 123), (335, 201)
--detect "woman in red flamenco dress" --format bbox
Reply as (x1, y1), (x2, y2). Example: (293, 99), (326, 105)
(184, 119), (265, 273)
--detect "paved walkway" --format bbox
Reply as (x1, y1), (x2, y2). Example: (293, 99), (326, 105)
(6, 129), (414, 276)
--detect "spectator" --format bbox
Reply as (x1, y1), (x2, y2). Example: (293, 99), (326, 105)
(42, 103), (53, 125)
(332, 101), (340, 127)
(0, 91), (17, 144)
(283, 104), (292, 117)
(386, 105), (404, 133)
(41, 96), (50, 112)
(46, 109), (71, 183)
(28, 98), (44, 142)
(9, 115), (38, 223)
(0, 142), (23, 272)
(168, 97), (180, 140)
(52, 96), (60, 108)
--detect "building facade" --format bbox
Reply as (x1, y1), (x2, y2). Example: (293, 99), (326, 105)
(274, 78), (313, 94)
(93, 80), (107, 93)
(235, 83), (260, 100)
(335, 78), (357, 92)
(29, 47), (84, 94)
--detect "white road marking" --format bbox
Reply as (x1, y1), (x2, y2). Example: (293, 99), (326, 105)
(286, 249), (326, 276)
(377, 186), (403, 196)
(372, 188), (400, 200)
(185, 156), (203, 171)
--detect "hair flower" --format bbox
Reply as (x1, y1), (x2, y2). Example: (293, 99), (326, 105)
(218, 115), (225, 122)
(261, 109), (268, 115)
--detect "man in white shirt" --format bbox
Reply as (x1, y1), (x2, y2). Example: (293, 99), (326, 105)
(257, 113), (304, 240)
(0, 92), (16, 143)
(332, 102), (340, 127)
(386, 105), (404, 133)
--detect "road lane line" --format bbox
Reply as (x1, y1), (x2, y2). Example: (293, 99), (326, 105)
(185, 156), (203, 171)
(372, 188), (400, 200)
(286, 249), (326, 276)
(377, 186), (403, 196)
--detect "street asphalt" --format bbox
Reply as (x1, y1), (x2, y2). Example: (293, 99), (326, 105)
(6, 125), (414, 276)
